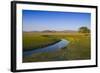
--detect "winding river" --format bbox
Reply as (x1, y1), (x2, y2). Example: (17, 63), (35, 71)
(23, 39), (69, 57)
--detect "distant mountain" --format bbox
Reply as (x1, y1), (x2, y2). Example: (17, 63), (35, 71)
(28, 30), (78, 33)
(42, 30), (56, 32)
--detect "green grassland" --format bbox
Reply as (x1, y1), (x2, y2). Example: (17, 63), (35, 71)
(23, 32), (60, 51)
(23, 32), (90, 62)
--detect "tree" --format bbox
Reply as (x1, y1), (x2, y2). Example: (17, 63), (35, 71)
(78, 27), (90, 33)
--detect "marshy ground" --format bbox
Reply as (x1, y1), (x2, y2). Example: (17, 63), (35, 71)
(23, 32), (90, 62)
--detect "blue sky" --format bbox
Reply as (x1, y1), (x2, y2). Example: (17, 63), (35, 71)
(22, 10), (91, 31)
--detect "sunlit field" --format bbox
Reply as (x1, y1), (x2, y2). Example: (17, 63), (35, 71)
(23, 32), (90, 62)
(22, 10), (91, 63)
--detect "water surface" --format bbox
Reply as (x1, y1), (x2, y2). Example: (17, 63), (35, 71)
(23, 39), (69, 57)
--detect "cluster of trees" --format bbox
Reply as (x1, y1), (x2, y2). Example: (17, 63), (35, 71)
(78, 27), (90, 33)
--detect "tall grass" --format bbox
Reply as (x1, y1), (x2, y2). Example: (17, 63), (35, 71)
(23, 32), (60, 51)
(23, 32), (90, 62)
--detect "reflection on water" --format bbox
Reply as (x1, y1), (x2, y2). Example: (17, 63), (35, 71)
(23, 39), (69, 57)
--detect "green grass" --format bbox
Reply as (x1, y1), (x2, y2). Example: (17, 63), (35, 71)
(23, 32), (90, 62)
(23, 32), (60, 51)
(62, 35), (90, 60)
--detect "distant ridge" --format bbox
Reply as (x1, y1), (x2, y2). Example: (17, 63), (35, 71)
(23, 30), (78, 33)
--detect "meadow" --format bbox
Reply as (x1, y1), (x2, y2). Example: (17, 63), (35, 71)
(23, 32), (90, 62)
